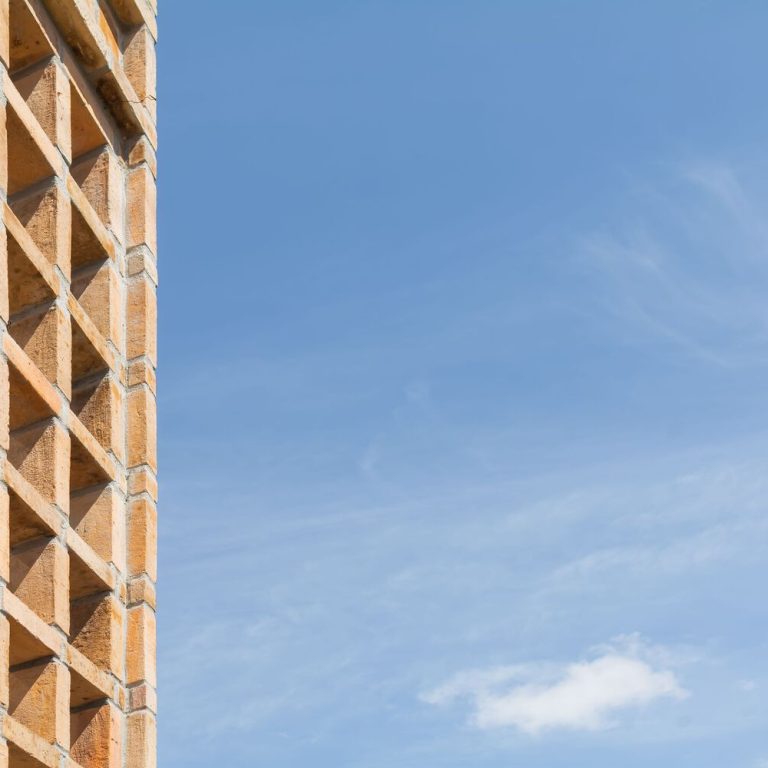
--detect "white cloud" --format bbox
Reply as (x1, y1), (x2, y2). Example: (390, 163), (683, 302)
(423, 637), (688, 735)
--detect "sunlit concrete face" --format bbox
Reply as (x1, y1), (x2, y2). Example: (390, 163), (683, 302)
(0, 1), (157, 766)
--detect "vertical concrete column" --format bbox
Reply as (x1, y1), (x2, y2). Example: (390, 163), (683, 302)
(0, 6), (10, 763)
(125, 130), (157, 767)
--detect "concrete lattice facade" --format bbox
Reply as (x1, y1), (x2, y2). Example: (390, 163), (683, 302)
(0, 0), (157, 766)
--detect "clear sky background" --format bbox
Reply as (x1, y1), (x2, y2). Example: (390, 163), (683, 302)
(158, 2), (768, 766)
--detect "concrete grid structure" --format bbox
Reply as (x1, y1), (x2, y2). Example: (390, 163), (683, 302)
(0, 0), (157, 766)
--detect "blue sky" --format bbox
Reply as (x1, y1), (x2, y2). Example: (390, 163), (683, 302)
(158, 2), (768, 766)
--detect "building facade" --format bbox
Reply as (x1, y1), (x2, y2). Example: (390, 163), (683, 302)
(0, 1), (157, 766)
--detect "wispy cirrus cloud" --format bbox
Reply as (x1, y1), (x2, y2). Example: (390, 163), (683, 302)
(580, 158), (768, 367)
(546, 517), (768, 588)
(422, 636), (689, 735)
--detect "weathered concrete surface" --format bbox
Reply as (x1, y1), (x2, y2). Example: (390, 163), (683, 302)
(0, 1), (157, 765)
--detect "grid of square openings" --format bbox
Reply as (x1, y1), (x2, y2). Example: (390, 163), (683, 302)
(1, 1), (157, 767)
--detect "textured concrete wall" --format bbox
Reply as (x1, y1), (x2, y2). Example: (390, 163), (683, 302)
(0, 0), (157, 766)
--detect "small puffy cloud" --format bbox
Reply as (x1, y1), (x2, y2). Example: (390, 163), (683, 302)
(422, 636), (688, 735)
